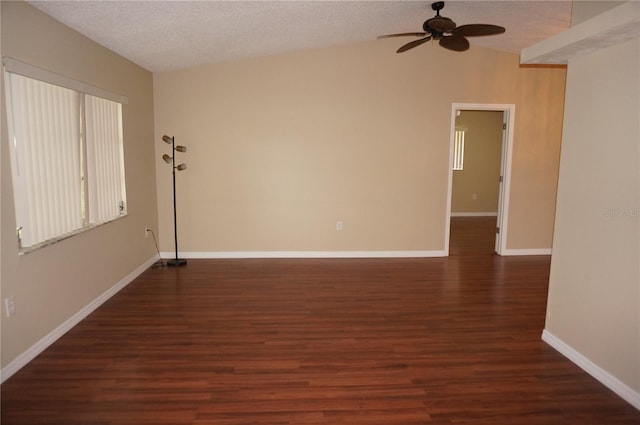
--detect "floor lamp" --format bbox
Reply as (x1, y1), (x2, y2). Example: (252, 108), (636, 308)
(162, 135), (187, 266)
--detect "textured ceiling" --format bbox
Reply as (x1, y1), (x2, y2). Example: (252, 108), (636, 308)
(27, 0), (572, 73)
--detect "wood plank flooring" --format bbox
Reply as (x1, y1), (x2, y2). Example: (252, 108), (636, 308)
(449, 216), (497, 256)
(2, 223), (639, 424)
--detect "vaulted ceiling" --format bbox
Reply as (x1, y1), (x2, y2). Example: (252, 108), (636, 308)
(28, 1), (572, 72)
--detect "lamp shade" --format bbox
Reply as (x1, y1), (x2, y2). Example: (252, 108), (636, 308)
(175, 145), (187, 153)
(176, 163), (187, 171)
(162, 135), (173, 144)
(162, 154), (172, 164)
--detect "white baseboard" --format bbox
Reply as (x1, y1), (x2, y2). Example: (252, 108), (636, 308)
(450, 212), (498, 217)
(0, 255), (159, 384)
(501, 248), (552, 256)
(161, 250), (448, 259)
(542, 329), (640, 411)
(163, 249), (551, 259)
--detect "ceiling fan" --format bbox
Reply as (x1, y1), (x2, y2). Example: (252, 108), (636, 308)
(378, 1), (505, 53)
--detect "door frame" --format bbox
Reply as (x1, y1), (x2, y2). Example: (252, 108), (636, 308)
(444, 103), (516, 256)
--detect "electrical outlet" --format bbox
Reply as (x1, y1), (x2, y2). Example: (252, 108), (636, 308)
(336, 221), (344, 231)
(145, 227), (151, 238)
(5, 296), (15, 318)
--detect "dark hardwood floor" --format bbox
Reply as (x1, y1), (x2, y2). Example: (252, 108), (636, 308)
(449, 216), (497, 256)
(2, 222), (639, 424)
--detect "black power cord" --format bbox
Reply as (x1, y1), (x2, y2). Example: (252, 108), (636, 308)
(147, 229), (165, 268)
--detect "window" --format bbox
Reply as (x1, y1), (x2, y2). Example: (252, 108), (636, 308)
(4, 58), (127, 250)
(453, 129), (465, 171)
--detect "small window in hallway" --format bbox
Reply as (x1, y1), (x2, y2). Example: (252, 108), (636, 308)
(453, 129), (465, 170)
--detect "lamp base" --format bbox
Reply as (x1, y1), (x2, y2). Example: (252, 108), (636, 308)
(167, 258), (187, 267)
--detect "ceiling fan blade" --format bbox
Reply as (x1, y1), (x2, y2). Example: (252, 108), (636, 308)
(439, 35), (469, 52)
(397, 36), (432, 53)
(452, 24), (505, 37)
(377, 32), (428, 39)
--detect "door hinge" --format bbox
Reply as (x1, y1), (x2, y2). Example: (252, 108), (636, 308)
(499, 175), (503, 183)
(496, 227), (500, 234)
(503, 123), (507, 130)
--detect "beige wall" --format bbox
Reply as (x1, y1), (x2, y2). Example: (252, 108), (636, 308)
(452, 110), (503, 214)
(546, 33), (639, 393)
(506, 65), (565, 249)
(1, 2), (157, 368)
(154, 39), (565, 254)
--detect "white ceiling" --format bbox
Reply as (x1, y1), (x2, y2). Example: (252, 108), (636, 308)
(27, 0), (573, 73)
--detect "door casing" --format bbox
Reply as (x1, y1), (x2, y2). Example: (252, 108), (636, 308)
(444, 103), (515, 255)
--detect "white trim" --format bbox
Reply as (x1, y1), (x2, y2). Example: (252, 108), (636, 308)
(445, 103), (516, 256)
(2, 57), (128, 104)
(0, 255), (158, 384)
(542, 330), (640, 411)
(450, 212), (498, 217)
(161, 250), (447, 259)
(501, 248), (552, 256)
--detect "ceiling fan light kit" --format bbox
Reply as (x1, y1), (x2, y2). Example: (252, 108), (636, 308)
(378, 1), (505, 53)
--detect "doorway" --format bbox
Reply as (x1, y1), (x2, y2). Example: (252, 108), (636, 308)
(444, 103), (515, 256)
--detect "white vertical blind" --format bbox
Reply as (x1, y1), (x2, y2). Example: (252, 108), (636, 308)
(85, 95), (126, 223)
(5, 65), (127, 250)
(9, 73), (82, 247)
(453, 130), (465, 171)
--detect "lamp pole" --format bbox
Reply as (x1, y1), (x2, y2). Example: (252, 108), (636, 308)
(163, 135), (187, 267)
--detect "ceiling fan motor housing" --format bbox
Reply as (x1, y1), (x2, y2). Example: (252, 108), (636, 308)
(424, 17), (456, 33)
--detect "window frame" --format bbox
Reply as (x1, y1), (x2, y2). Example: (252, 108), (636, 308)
(3, 57), (129, 252)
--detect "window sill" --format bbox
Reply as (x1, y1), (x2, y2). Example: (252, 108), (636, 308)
(18, 213), (128, 255)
